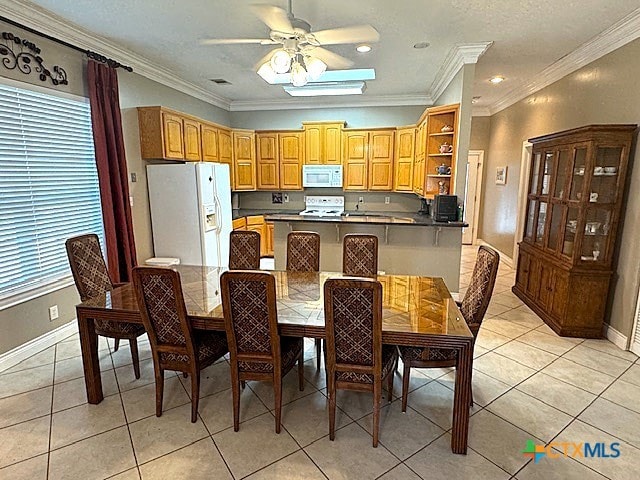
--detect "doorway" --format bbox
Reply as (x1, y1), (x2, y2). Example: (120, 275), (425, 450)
(513, 142), (533, 259)
(462, 150), (484, 245)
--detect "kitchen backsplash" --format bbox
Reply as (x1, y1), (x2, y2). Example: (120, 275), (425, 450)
(236, 189), (422, 213)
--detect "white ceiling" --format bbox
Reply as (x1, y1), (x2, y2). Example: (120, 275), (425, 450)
(11, 0), (640, 110)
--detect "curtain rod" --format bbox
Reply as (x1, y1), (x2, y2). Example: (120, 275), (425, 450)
(0, 15), (133, 72)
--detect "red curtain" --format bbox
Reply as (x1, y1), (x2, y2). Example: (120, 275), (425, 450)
(87, 59), (137, 283)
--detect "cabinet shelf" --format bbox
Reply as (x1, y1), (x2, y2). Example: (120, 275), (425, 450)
(428, 153), (453, 157)
(429, 132), (454, 137)
(426, 174), (452, 178)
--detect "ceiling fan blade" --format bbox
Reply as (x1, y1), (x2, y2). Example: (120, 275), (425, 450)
(253, 48), (281, 70)
(309, 47), (354, 69)
(250, 4), (294, 33)
(311, 25), (380, 45)
(200, 38), (276, 45)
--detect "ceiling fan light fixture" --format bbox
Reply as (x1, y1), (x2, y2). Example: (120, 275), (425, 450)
(290, 61), (308, 86)
(270, 49), (292, 74)
(257, 62), (278, 83)
(356, 44), (372, 53)
(305, 56), (327, 81)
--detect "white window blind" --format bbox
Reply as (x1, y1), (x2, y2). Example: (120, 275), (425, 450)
(0, 82), (104, 307)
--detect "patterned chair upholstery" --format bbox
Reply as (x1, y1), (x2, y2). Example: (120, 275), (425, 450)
(342, 234), (378, 277)
(324, 278), (397, 447)
(397, 246), (500, 411)
(132, 267), (228, 423)
(66, 234), (145, 378)
(220, 271), (304, 434)
(286, 231), (320, 272)
(229, 230), (261, 270)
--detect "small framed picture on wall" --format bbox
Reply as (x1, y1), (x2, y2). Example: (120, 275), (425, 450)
(496, 166), (507, 185)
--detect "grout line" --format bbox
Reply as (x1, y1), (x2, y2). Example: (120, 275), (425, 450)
(45, 341), (57, 480)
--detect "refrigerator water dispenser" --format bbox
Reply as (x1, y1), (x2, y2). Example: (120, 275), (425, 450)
(203, 204), (217, 231)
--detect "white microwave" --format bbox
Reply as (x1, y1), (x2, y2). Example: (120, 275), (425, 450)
(302, 165), (343, 188)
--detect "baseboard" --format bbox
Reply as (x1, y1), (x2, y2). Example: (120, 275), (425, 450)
(603, 323), (629, 350)
(476, 239), (514, 268)
(0, 320), (76, 373)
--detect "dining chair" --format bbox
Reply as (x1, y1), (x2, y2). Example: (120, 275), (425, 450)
(397, 245), (500, 411)
(132, 266), (229, 422)
(220, 270), (304, 433)
(229, 230), (261, 270)
(342, 234), (378, 277)
(324, 277), (397, 447)
(285, 231), (323, 369)
(66, 233), (145, 379)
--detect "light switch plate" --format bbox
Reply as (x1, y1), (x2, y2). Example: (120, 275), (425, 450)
(49, 305), (59, 321)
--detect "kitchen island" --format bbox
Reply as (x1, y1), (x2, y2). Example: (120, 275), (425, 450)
(264, 211), (466, 292)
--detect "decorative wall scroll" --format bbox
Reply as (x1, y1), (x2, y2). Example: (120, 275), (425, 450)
(0, 31), (68, 85)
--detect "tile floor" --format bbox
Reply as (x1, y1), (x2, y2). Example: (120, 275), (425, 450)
(1, 245), (639, 479)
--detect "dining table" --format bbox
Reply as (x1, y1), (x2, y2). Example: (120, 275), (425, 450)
(75, 265), (475, 454)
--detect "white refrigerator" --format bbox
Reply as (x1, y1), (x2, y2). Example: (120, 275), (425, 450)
(146, 163), (232, 267)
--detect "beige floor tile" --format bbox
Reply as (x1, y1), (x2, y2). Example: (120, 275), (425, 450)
(468, 410), (532, 474)
(303, 358), (327, 390)
(473, 352), (536, 386)
(52, 369), (119, 412)
(358, 400), (444, 460)
(114, 358), (158, 393)
(491, 292), (525, 309)
(555, 420), (638, 480)
(405, 434), (510, 480)
(0, 453), (48, 480)
(390, 362), (432, 394)
(281, 391), (351, 446)
(535, 323), (560, 336)
(377, 464), (422, 480)
(213, 412), (299, 479)
(484, 303), (514, 317)
(109, 468), (141, 480)
(199, 386), (268, 434)
(541, 358), (616, 394)
(581, 339), (638, 362)
(602, 379), (640, 414)
(619, 364), (640, 388)
(55, 338), (109, 362)
(0, 364), (53, 399)
(0, 387), (52, 429)
(562, 345), (633, 377)
(333, 388), (391, 421)
(1, 347), (55, 374)
(129, 403), (209, 464)
(121, 376), (190, 423)
(500, 306), (544, 328)
(517, 452), (608, 480)
(406, 380), (480, 430)
(248, 368), (316, 410)
(474, 344), (490, 358)
(579, 398), (640, 448)
(438, 369), (512, 407)
(487, 389), (572, 442)
(494, 340), (558, 370)
(245, 450), (325, 480)
(55, 353), (112, 384)
(179, 361), (230, 399)
(139, 438), (231, 479)
(482, 318), (532, 339)
(48, 426), (136, 480)
(305, 422), (399, 479)
(0, 416), (50, 469)
(50, 394), (126, 449)
(110, 341), (152, 369)
(475, 329), (512, 350)
(516, 372), (596, 416)
(516, 330), (580, 355)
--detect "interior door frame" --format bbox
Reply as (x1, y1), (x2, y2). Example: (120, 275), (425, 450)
(463, 150), (484, 245)
(514, 141), (533, 259)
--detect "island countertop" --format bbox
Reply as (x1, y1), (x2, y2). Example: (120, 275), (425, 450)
(262, 211), (467, 227)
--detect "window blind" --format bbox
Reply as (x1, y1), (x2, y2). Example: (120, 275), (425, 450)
(0, 82), (104, 306)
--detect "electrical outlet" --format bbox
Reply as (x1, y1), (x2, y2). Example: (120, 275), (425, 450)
(49, 305), (59, 321)
(385, 196), (390, 204)
(283, 193), (289, 203)
(358, 196), (364, 203)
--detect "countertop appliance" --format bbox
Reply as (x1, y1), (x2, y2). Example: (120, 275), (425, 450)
(302, 165), (342, 188)
(299, 196), (345, 216)
(433, 194), (458, 222)
(146, 163), (232, 267)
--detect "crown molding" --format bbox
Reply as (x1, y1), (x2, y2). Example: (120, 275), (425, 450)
(229, 94), (432, 111)
(430, 42), (493, 102)
(472, 106), (491, 117)
(0, 0), (232, 110)
(488, 8), (640, 115)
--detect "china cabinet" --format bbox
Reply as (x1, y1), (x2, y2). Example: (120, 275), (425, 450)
(513, 124), (636, 337)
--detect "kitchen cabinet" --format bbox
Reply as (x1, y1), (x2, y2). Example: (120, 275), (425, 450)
(138, 107), (185, 160)
(256, 132), (279, 190)
(256, 131), (304, 190)
(424, 104), (459, 198)
(413, 120), (426, 196)
(201, 122), (219, 162)
(232, 217), (246, 230)
(302, 122), (345, 165)
(232, 129), (257, 191)
(234, 215), (273, 257)
(266, 222), (274, 256)
(218, 128), (234, 187)
(183, 118), (202, 161)
(342, 129), (394, 191)
(394, 127), (415, 192)
(513, 124), (636, 337)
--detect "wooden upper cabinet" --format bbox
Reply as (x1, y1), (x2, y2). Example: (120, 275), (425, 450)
(232, 130), (256, 191)
(302, 122), (344, 165)
(183, 118), (201, 161)
(368, 130), (394, 191)
(162, 112), (185, 159)
(279, 132), (304, 190)
(343, 131), (368, 190)
(394, 127), (415, 191)
(201, 123), (219, 162)
(218, 128), (234, 187)
(256, 132), (279, 190)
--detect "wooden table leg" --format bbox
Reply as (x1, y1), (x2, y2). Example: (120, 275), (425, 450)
(451, 340), (473, 454)
(77, 311), (103, 404)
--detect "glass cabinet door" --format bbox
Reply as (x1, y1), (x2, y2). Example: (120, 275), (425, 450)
(525, 199), (537, 241)
(569, 147), (587, 201)
(529, 153), (542, 195)
(580, 208), (612, 263)
(547, 204), (565, 252)
(589, 146), (623, 205)
(554, 150), (570, 200)
(541, 152), (554, 196)
(535, 201), (548, 245)
(562, 207), (579, 258)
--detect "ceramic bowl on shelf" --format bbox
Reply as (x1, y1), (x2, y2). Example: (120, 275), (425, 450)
(604, 166), (617, 174)
(441, 125), (453, 133)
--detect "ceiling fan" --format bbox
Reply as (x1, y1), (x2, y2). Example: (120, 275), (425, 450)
(200, 0), (379, 86)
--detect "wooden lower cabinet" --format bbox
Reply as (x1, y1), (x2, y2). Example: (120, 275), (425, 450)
(512, 243), (609, 337)
(266, 222), (274, 256)
(232, 217), (246, 230)
(240, 216), (273, 258)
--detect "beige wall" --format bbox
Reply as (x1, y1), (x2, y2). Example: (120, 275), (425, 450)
(478, 38), (640, 338)
(470, 116), (492, 239)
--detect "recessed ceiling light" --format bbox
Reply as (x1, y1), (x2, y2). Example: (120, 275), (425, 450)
(490, 76), (505, 84)
(413, 42), (430, 49)
(472, 96), (481, 104)
(356, 44), (372, 53)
